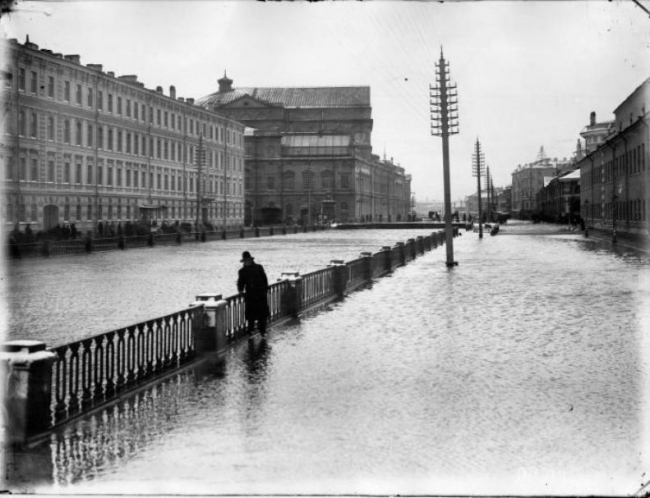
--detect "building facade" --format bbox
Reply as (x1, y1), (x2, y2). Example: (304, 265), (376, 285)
(2, 37), (246, 235)
(538, 169), (581, 223)
(578, 78), (649, 236)
(510, 147), (573, 219)
(197, 75), (412, 225)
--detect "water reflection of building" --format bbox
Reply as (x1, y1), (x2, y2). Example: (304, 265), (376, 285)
(2, 37), (245, 234)
(197, 75), (412, 225)
(577, 78), (649, 236)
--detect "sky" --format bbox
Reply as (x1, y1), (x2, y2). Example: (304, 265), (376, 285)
(2, 0), (649, 202)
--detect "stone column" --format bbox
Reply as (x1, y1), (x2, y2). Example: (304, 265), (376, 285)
(1, 341), (57, 445)
(190, 293), (223, 353)
(280, 272), (302, 318)
(381, 246), (392, 273)
(328, 260), (348, 299)
(359, 251), (372, 282)
(396, 242), (406, 266)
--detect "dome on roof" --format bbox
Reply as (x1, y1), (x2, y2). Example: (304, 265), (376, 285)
(218, 71), (233, 93)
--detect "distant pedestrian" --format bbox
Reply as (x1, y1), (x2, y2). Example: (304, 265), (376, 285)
(237, 251), (269, 335)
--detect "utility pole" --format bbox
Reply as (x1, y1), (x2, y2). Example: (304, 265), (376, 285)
(472, 138), (485, 238)
(430, 48), (459, 267)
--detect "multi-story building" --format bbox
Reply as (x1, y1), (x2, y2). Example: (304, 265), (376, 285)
(2, 37), (246, 235)
(197, 74), (412, 225)
(510, 147), (573, 219)
(578, 77), (649, 235)
(538, 168), (581, 223)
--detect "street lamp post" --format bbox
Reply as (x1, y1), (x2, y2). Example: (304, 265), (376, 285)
(584, 199), (589, 238)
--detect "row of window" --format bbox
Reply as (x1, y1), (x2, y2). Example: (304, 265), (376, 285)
(244, 171), (351, 191)
(7, 198), (244, 225)
(6, 155), (243, 196)
(14, 66), (243, 144)
(583, 143), (647, 185)
(15, 111), (243, 169)
(586, 199), (647, 222)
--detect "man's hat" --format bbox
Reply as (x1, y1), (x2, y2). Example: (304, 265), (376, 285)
(241, 251), (254, 262)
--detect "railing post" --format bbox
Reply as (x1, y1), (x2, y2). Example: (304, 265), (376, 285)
(416, 236), (424, 254)
(381, 246), (392, 273)
(190, 293), (222, 354)
(280, 272), (302, 318)
(1, 341), (57, 445)
(255, 227), (260, 237)
(396, 241), (406, 266)
(406, 239), (416, 260)
(359, 251), (372, 283)
(328, 260), (348, 299)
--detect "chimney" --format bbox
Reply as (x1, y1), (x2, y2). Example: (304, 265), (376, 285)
(218, 71), (233, 93)
(107, 71), (115, 78)
(118, 75), (139, 84)
(590, 111), (596, 126)
(186, 98), (195, 105)
(178, 97), (185, 103)
(87, 64), (103, 72)
(156, 86), (163, 94)
(64, 55), (80, 64)
(170, 85), (176, 99)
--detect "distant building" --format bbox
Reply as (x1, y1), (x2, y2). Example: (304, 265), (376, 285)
(510, 147), (573, 219)
(578, 77), (649, 236)
(197, 74), (412, 224)
(538, 169), (581, 223)
(2, 37), (245, 235)
(578, 111), (615, 157)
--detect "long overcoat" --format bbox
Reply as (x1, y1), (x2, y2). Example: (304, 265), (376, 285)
(237, 262), (270, 321)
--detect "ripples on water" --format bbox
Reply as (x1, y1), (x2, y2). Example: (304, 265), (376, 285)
(7, 222), (650, 496)
(5, 229), (437, 346)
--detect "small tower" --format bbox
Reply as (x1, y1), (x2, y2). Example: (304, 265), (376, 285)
(218, 71), (233, 93)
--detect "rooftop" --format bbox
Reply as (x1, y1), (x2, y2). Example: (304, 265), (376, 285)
(197, 86), (371, 109)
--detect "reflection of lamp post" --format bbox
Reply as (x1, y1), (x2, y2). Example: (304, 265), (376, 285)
(584, 199), (589, 238)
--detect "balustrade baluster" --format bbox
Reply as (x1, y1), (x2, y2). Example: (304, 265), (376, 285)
(145, 322), (154, 377)
(115, 330), (126, 392)
(68, 343), (81, 416)
(80, 339), (93, 410)
(163, 317), (172, 368)
(126, 326), (136, 386)
(53, 347), (68, 423)
(136, 324), (146, 380)
(170, 315), (179, 365)
(93, 335), (105, 404)
(152, 320), (163, 373)
(105, 332), (115, 398)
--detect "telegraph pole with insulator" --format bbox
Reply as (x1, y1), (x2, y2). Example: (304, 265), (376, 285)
(430, 47), (459, 267)
(472, 138), (485, 238)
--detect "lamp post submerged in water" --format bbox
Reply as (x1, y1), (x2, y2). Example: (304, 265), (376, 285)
(430, 48), (459, 267)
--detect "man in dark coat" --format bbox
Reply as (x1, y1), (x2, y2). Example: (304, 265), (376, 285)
(237, 251), (269, 335)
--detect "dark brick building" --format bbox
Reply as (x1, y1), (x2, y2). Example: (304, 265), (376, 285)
(197, 74), (411, 225)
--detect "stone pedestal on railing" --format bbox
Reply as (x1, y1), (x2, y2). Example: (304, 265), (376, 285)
(328, 260), (348, 298)
(191, 293), (224, 353)
(1, 341), (57, 445)
(280, 272), (302, 318)
(381, 246), (392, 273)
(359, 252), (372, 282)
(396, 242), (406, 266)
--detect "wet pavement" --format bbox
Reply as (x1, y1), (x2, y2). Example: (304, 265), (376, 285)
(4, 221), (650, 495)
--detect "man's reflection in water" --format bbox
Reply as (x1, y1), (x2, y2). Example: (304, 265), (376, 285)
(244, 336), (270, 383)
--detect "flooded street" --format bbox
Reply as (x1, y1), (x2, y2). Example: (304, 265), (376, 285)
(5, 222), (650, 496)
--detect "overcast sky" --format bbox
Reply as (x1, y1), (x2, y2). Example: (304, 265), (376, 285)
(2, 1), (649, 201)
